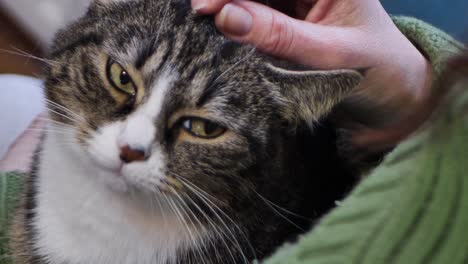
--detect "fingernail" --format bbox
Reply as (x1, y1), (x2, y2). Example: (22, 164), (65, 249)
(218, 4), (253, 36)
(192, 0), (206, 12)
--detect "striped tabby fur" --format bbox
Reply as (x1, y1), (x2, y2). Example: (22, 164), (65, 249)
(10, 0), (365, 263)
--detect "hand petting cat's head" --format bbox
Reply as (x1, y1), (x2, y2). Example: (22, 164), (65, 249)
(44, 0), (362, 259)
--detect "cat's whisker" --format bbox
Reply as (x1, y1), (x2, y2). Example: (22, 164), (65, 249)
(162, 194), (205, 263)
(207, 47), (257, 90)
(185, 186), (248, 264)
(174, 169), (224, 204)
(34, 145), (75, 155)
(154, 0), (172, 45)
(45, 99), (86, 122)
(44, 106), (81, 122)
(0, 47), (63, 68)
(170, 191), (219, 263)
(143, 187), (161, 220)
(179, 187), (238, 264)
(45, 107), (82, 124)
(195, 188), (252, 263)
(172, 174), (251, 264)
(12, 47), (82, 70)
(34, 144), (76, 155)
(254, 192), (305, 231)
(171, 179), (229, 252)
(169, 189), (198, 231)
(34, 135), (82, 145)
(167, 195), (196, 244)
(24, 128), (82, 137)
(154, 191), (168, 227)
(254, 190), (311, 221)
(30, 123), (88, 137)
(172, 175), (241, 231)
(39, 118), (82, 131)
(169, 190), (208, 264)
(165, 195), (192, 239)
(190, 195), (245, 264)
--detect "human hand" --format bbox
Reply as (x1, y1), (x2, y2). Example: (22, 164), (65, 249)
(191, 0), (434, 149)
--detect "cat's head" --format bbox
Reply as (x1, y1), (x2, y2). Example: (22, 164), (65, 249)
(45, 0), (362, 241)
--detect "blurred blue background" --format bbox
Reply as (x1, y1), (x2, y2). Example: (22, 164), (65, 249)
(382, 0), (468, 41)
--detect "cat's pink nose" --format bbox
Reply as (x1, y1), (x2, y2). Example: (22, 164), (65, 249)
(119, 145), (148, 163)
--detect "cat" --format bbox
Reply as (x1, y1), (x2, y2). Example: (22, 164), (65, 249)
(9, 0), (365, 263)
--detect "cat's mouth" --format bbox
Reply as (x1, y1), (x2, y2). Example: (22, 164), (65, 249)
(84, 146), (185, 195)
(84, 146), (124, 175)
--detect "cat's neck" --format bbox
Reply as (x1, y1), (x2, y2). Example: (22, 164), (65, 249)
(33, 133), (198, 264)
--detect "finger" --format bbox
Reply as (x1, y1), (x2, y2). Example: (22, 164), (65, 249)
(215, 1), (365, 69)
(305, 0), (334, 22)
(192, 0), (233, 14)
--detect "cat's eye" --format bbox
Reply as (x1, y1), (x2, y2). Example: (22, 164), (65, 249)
(106, 60), (137, 96)
(181, 118), (226, 139)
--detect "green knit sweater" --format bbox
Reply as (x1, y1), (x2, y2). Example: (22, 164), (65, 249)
(0, 172), (24, 263)
(0, 17), (465, 264)
(265, 17), (466, 264)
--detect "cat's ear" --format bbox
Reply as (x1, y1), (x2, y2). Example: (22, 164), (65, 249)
(265, 63), (364, 125)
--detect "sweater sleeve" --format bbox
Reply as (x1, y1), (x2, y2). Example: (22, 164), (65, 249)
(0, 172), (25, 264)
(264, 18), (467, 264)
(392, 16), (464, 83)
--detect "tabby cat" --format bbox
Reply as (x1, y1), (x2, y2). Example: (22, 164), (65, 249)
(10, 0), (365, 263)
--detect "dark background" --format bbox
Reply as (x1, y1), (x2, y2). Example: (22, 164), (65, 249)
(382, 0), (468, 41)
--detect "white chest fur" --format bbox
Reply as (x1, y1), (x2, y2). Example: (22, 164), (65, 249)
(33, 134), (197, 264)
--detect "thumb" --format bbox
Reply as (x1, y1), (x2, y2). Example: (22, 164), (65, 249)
(215, 1), (364, 69)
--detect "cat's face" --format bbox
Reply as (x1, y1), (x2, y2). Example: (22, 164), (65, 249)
(45, 0), (361, 232)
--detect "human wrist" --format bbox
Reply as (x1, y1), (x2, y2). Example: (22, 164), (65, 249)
(382, 16), (464, 140)
(351, 15), (464, 149)
(383, 56), (434, 142)
(350, 55), (433, 149)
(393, 48), (434, 127)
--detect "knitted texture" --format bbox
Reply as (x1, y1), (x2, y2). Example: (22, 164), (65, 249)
(393, 16), (464, 77)
(264, 17), (466, 264)
(0, 172), (25, 264)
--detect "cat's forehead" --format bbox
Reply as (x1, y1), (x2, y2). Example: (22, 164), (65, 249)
(54, 0), (261, 82)
(97, 0), (239, 58)
(91, 0), (265, 105)
(47, 0), (279, 131)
